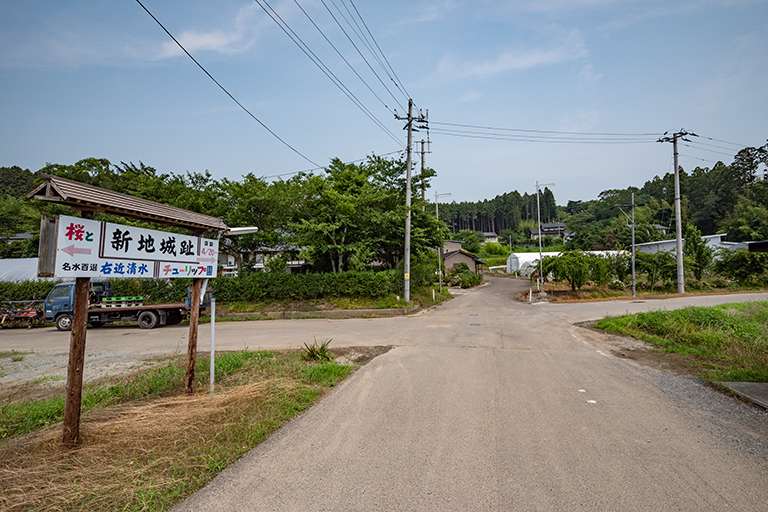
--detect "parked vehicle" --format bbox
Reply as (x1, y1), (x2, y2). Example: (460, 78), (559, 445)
(44, 281), (191, 331)
(1, 300), (44, 328)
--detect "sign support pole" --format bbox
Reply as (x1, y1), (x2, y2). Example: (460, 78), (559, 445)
(186, 278), (201, 394)
(62, 277), (90, 447)
(209, 297), (216, 394)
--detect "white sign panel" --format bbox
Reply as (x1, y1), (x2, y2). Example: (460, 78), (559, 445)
(54, 215), (218, 279)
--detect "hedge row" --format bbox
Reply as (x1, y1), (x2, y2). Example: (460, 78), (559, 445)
(0, 270), (407, 304)
(0, 280), (60, 302)
(211, 270), (403, 301)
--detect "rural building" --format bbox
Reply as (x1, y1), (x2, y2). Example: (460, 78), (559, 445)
(442, 249), (485, 274)
(482, 232), (499, 244)
(634, 234), (743, 254)
(507, 250), (626, 276)
(442, 240), (464, 254)
(530, 222), (572, 241)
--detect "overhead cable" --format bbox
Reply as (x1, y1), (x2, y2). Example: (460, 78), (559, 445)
(429, 127), (657, 144)
(262, 149), (403, 179)
(292, 0), (395, 115)
(254, 0), (403, 147)
(135, 0), (321, 167)
(320, 0), (405, 110)
(681, 143), (735, 158)
(430, 121), (658, 137)
(696, 133), (751, 148)
(331, 0), (409, 104)
(347, 0), (411, 102)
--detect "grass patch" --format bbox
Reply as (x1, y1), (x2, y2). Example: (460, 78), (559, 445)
(0, 350), (33, 359)
(31, 375), (65, 385)
(0, 349), (355, 511)
(302, 337), (333, 361)
(596, 301), (768, 382)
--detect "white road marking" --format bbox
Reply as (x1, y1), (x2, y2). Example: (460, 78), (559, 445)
(587, 400), (597, 404)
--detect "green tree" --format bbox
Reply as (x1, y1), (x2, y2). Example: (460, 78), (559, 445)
(713, 248), (768, 283)
(636, 251), (676, 292)
(718, 198), (768, 242)
(291, 155), (442, 272)
(0, 166), (35, 196)
(683, 224), (713, 281)
(454, 229), (484, 254)
(542, 250), (591, 291)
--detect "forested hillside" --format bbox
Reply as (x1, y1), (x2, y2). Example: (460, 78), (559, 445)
(1, 139), (766, 263)
(0, 156), (444, 270)
(438, 140), (768, 250)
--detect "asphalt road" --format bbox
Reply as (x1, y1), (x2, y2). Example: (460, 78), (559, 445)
(168, 280), (768, 511)
(3, 279), (768, 510)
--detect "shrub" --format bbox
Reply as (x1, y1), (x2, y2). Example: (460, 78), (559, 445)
(713, 249), (768, 283)
(0, 280), (60, 302)
(212, 270), (401, 301)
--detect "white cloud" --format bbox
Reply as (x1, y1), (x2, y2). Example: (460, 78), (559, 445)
(400, 0), (459, 24)
(155, 4), (263, 59)
(436, 30), (588, 79)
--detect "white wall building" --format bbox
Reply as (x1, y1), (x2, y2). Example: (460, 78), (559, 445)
(634, 234), (744, 254)
(506, 251), (626, 276)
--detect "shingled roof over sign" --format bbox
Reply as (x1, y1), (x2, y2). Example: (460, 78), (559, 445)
(28, 173), (228, 234)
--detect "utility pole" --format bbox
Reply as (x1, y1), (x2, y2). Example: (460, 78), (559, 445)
(395, 100), (427, 303)
(435, 192), (451, 293)
(612, 193), (642, 297)
(535, 181), (555, 292)
(420, 140), (428, 210)
(658, 129), (697, 294)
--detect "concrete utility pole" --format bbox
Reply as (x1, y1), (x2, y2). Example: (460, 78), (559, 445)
(658, 129), (697, 294)
(420, 140), (427, 210)
(612, 193), (641, 297)
(435, 192), (451, 293)
(535, 181), (555, 292)
(396, 99), (427, 303)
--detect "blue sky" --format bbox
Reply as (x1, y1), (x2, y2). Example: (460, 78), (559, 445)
(1, 0), (766, 205)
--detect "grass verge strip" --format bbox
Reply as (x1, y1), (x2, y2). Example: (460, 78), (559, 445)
(595, 301), (768, 382)
(0, 349), (353, 512)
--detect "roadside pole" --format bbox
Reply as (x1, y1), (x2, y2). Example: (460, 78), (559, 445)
(62, 276), (89, 447)
(210, 297), (216, 394)
(186, 278), (201, 394)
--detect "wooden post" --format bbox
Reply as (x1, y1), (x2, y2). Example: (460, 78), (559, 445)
(62, 277), (90, 448)
(185, 278), (201, 394)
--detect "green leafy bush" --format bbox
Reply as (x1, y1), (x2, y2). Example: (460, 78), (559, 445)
(713, 249), (768, 283)
(302, 337), (333, 361)
(212, 270), (401, 301)
(0, 280), (60, 301)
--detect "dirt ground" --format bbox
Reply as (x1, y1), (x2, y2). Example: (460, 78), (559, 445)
(0, 346), (393, 406)
(575, 320), (711, 379)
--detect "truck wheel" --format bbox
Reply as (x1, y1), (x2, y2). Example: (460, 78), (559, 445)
(56, 314), (73, 331)
(165, 310), (183, 325)
(138, 311), (159, 329)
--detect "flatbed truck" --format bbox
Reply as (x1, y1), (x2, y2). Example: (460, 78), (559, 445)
(44, 281), (190, 331)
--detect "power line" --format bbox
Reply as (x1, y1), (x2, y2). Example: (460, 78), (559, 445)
(696, 133), (751, 148)
(254, 0), (403, 147)
(685, 140), (741, 153)
(682, 143), (734, 158)
(347, 0), (411, 101)
(135, 0), (321, 168)
(262, 149), (403, 179)
(332, 0), (409, 104)
(429, 128), (657, 144)
(292, 0), (394, 115)
(430, 121), (658, 137)
(320, 0), (405, 110)
(679, 153), (717, 165)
